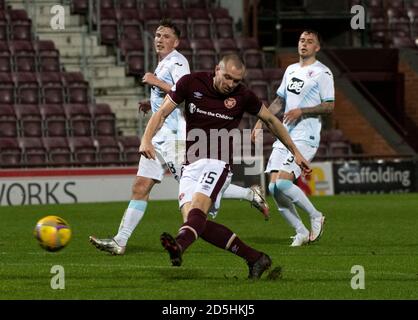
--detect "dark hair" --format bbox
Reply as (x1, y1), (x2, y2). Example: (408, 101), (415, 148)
(301, 29), (322, 46)
(158, 19), (181, 38)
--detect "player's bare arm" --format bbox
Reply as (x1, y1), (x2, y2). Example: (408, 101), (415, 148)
(284, 101), (334, 125)
(139, 96), (178, 160)
(251, 96), (285, 142)
(142, 72), (173, 93)
(257, 105), (312, 176)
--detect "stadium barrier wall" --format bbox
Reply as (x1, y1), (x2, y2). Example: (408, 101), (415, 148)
(0, 167), (178, 206)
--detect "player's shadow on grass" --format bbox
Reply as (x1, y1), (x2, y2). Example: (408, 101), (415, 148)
(245, 236), (290, 245)
(124, 245), (163, 254)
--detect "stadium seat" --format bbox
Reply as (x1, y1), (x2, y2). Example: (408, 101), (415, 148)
(142, 0), (162, 9)
(245, 68), (265, 81)
(120, 0), (139, 9)
(68, 136), (97, 165)
(190, 39), (217, 71)
(38, 72), (65, 104)
(13, 72), (41, 104)
(34, 40), (61, 72)
(164, 0), (184, 10)
(42, 136), (72, 165)
(19, 137), (48, 165)
(62, 72), (89, 104)
(0, 11), (8, 41)
(0, 104), (18, 137)
(118, 135), (140, 164)
(8, 9), (32, 41)
(64, 103), (93, 137)
(10, 41), (37, 72)
(90, 103), (116, 136)
(39, 104), (68, 137)
(243, 49), (264, 69)
(0, 137), (22, 166)
(119, 9), (143, 41)
(213, 38), (239, 56)
(140, 8), (163, 36)
(248, 80), (270, 104)
(98, 8), (119, 45)
(177, 39), (193, 65)
(0, 41), (12, 72)
(236, 37), (261, 52)
(184, 0), (210, 8)
(0, 72), (15, 104)
(164, 9), (188, 39)
(14, 104), (43, 137)
(187, 8), (212, 39)
(96, 136), (122, 164)
(118, 40), (145, 76)
(70, 0), (89, 15)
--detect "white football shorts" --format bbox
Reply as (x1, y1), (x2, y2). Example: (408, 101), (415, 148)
(137, 126), (185, 182)
(178, 158), (232, 215)
(265, 141), (318, 179)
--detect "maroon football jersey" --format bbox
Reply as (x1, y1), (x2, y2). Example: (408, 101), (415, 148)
(168, 72), (262, 164)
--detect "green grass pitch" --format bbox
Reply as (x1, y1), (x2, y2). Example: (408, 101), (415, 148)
(0, 194), (417, 300)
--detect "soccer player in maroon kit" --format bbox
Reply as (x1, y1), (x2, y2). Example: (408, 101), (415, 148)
(140, 54), (311, 279)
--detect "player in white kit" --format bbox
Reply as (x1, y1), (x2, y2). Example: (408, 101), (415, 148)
(252, 30), (335, 247)
(89, 21), (268, 255)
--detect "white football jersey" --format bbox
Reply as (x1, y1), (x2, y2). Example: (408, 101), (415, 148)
(274, 60), (334, 148)
(150, 49), (190, 139)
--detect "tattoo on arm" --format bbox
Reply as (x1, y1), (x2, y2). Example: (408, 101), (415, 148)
(301, 101), (334, 116)
(268, 96), (286, 118)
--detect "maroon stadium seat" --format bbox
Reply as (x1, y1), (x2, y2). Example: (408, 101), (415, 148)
(119, 9), (142, 41)
(38, 72), (65, 104)
(95, 136), (122, 164)
(68, 136), (97, 164)
(118, 135), (140, 164)
(71, 0), (89, 15)
(98, 8), (119, 45)
(190, 39), (217, 71)
(120, 0), (139, 10)
(10, 41), (36, 72)
(8, 9), (32, 41)
(0, 72), (15, 104)
(89, 103), (116, 136)
(0, 104), (18, 137)
(61, 72), (89, 104)
(177, 39), (193, 64)
(13, 72), (40, 104)
(14, 104), (43, 137)
(19, 137), (48, 165)
(0, 41), (12, 72)
(213, 38), (239, 56)
(142, 0), (161, 9)
(39, 104), (68, 137)
(34, 40), (61, 72)
(64, 103), (93, 136)
(42, 136), (72, 165)
(0, 12), (9, 42)
(0, 137), (22, 166)
(118, 40), (145, 76)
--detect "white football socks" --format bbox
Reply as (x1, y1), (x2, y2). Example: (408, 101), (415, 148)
(223, 184), (253, 201)
(269, 183), (309, 235)
(114, 200), (147, 247)
(276, 179), (322, 220)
